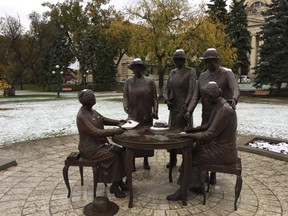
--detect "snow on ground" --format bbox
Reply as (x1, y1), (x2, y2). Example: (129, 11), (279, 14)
(249, 140), (288, 154)
(0, 93), (288, 151)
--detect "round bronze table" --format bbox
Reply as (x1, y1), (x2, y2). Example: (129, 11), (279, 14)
(112, 126), (193, 208)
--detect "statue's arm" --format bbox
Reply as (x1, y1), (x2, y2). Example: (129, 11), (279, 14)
(152, 81), (158, 116)
(165, 71), (172, 102)
(123, 81), (129, 113)
(184, 68), (197, 105)
(186, 79), (200, 114)
(190, 106), (233, 140)
(227, 70), (240, 103)
(77, 115), (122, 138)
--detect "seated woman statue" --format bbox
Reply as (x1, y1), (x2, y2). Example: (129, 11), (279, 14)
(77, 89), (128, 198)
(167, 81), (238, 201)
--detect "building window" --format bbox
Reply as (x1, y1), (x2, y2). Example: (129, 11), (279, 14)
(251, 1), (264, 8)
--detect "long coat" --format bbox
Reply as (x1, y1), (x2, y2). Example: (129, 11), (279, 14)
(187, 66), (240, 125)
(123, 76), (158, 157)
(166, 66), (196, 128)
(179, 98), (238, 187)
(192, 98), (238, 165)
(123, 76), (158, 124)
(77, 107), (125, 182)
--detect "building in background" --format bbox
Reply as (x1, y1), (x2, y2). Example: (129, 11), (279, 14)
(245, 0), (271, 79)
(115, 54), (133, 82)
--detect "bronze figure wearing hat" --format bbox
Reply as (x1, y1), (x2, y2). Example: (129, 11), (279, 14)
(165, 49), (197, 168)
(123, 58), (159, 171)
(185, 48), (240, 184)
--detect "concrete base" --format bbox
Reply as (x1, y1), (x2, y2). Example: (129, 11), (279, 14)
(0, 158), (17, 171)
(237, 135), (288, 162)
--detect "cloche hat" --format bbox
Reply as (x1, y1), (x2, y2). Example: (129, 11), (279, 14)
(128, 58), (147, 70)
(172, 49), (187, 59)
(201, 48), (220, 60)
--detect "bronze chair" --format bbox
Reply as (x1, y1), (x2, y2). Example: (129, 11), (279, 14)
(63, 152), (105, 198)
(200, 158), (242, 211)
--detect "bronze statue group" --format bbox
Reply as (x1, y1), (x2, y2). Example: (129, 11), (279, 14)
(76, 48), (240, 204)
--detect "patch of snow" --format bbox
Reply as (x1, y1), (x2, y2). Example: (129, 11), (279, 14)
(249, 140), (288, 154)
(0, 95), (287, 149)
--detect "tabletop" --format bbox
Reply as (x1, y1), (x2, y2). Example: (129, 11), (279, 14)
(112, 126), (192, 150)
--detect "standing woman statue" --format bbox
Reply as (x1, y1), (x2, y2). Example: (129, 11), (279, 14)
(185, 48), (240, 184)
(165, 49), (197, 168)
(76, 89), (128, 198)
(123, 58), (159, 171)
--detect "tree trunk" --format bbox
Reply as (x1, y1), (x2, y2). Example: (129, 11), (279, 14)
(4, 88), (15, 96)
(158, 68), (164, 99)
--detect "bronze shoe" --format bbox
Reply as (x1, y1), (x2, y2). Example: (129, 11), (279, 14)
(209, 172), (217, 185)
(119, 180), (129, 191)
(166, 188), (182, 201)
(110, 185), (126, 198)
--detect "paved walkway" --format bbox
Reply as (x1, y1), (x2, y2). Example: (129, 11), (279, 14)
(0, 134), (287, 216)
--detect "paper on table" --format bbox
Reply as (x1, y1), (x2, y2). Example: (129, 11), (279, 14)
(121, 120), (139, 130)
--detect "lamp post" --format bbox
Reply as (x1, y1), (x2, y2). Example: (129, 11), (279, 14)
(83, 70), (89, 89)
(52, 65), (63, 98)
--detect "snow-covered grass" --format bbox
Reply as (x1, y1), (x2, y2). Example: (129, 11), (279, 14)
(249, 140), (288, 154)
(1, 92), (287, 154)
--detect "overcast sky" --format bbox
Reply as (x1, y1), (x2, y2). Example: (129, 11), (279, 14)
(0, 0), (232, 30)
(0, 0), (129, 29)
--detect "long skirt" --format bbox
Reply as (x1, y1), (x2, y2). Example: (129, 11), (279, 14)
(80, 144), (126, 183)
(178, 142), (238, 188)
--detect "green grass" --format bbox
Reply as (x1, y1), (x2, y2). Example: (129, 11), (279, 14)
(2, 94), (57, 98)
(104, 96), (288, 105)
(104, 97), (167, 104)
(5, 84), (288, 105)
(239, 96), (288, 105)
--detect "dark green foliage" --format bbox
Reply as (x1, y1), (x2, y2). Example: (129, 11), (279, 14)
(254, 0), (288, 90)
(226, 0), (251, 75)
(48, 24), (74, 71)
(207, 0), (228, 24)
(81, 28), (117, 87)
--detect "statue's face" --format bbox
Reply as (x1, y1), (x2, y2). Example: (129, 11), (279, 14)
(132, 65), (144, 77)
(173, 58), (185, 69)
(204, 58), (218, 71)
(85, 95), (96, 107)
(206, 95), (219, 104)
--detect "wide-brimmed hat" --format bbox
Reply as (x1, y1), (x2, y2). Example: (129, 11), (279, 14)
(83, 196), (119, 216)
(128, 58), (147, 70)
(200, 48), (220, 60)
(172, 49), (187, 59)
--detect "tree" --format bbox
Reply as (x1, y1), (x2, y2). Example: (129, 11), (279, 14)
(0, 15), (27, 95)
(104, 17), (133, 71)
(182, 15), (236, 74)
(43, 0), (117, 85)
(126, 0), (236, 97)
(226, 0), (251, 75)
(206, 0), (228, 25)
(126, 0), (200, 98)
(254, 0), (288, 90)
(25, 12), (61, 88)
(81, 28), (117, 87)
(0, 75), (12, 96)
